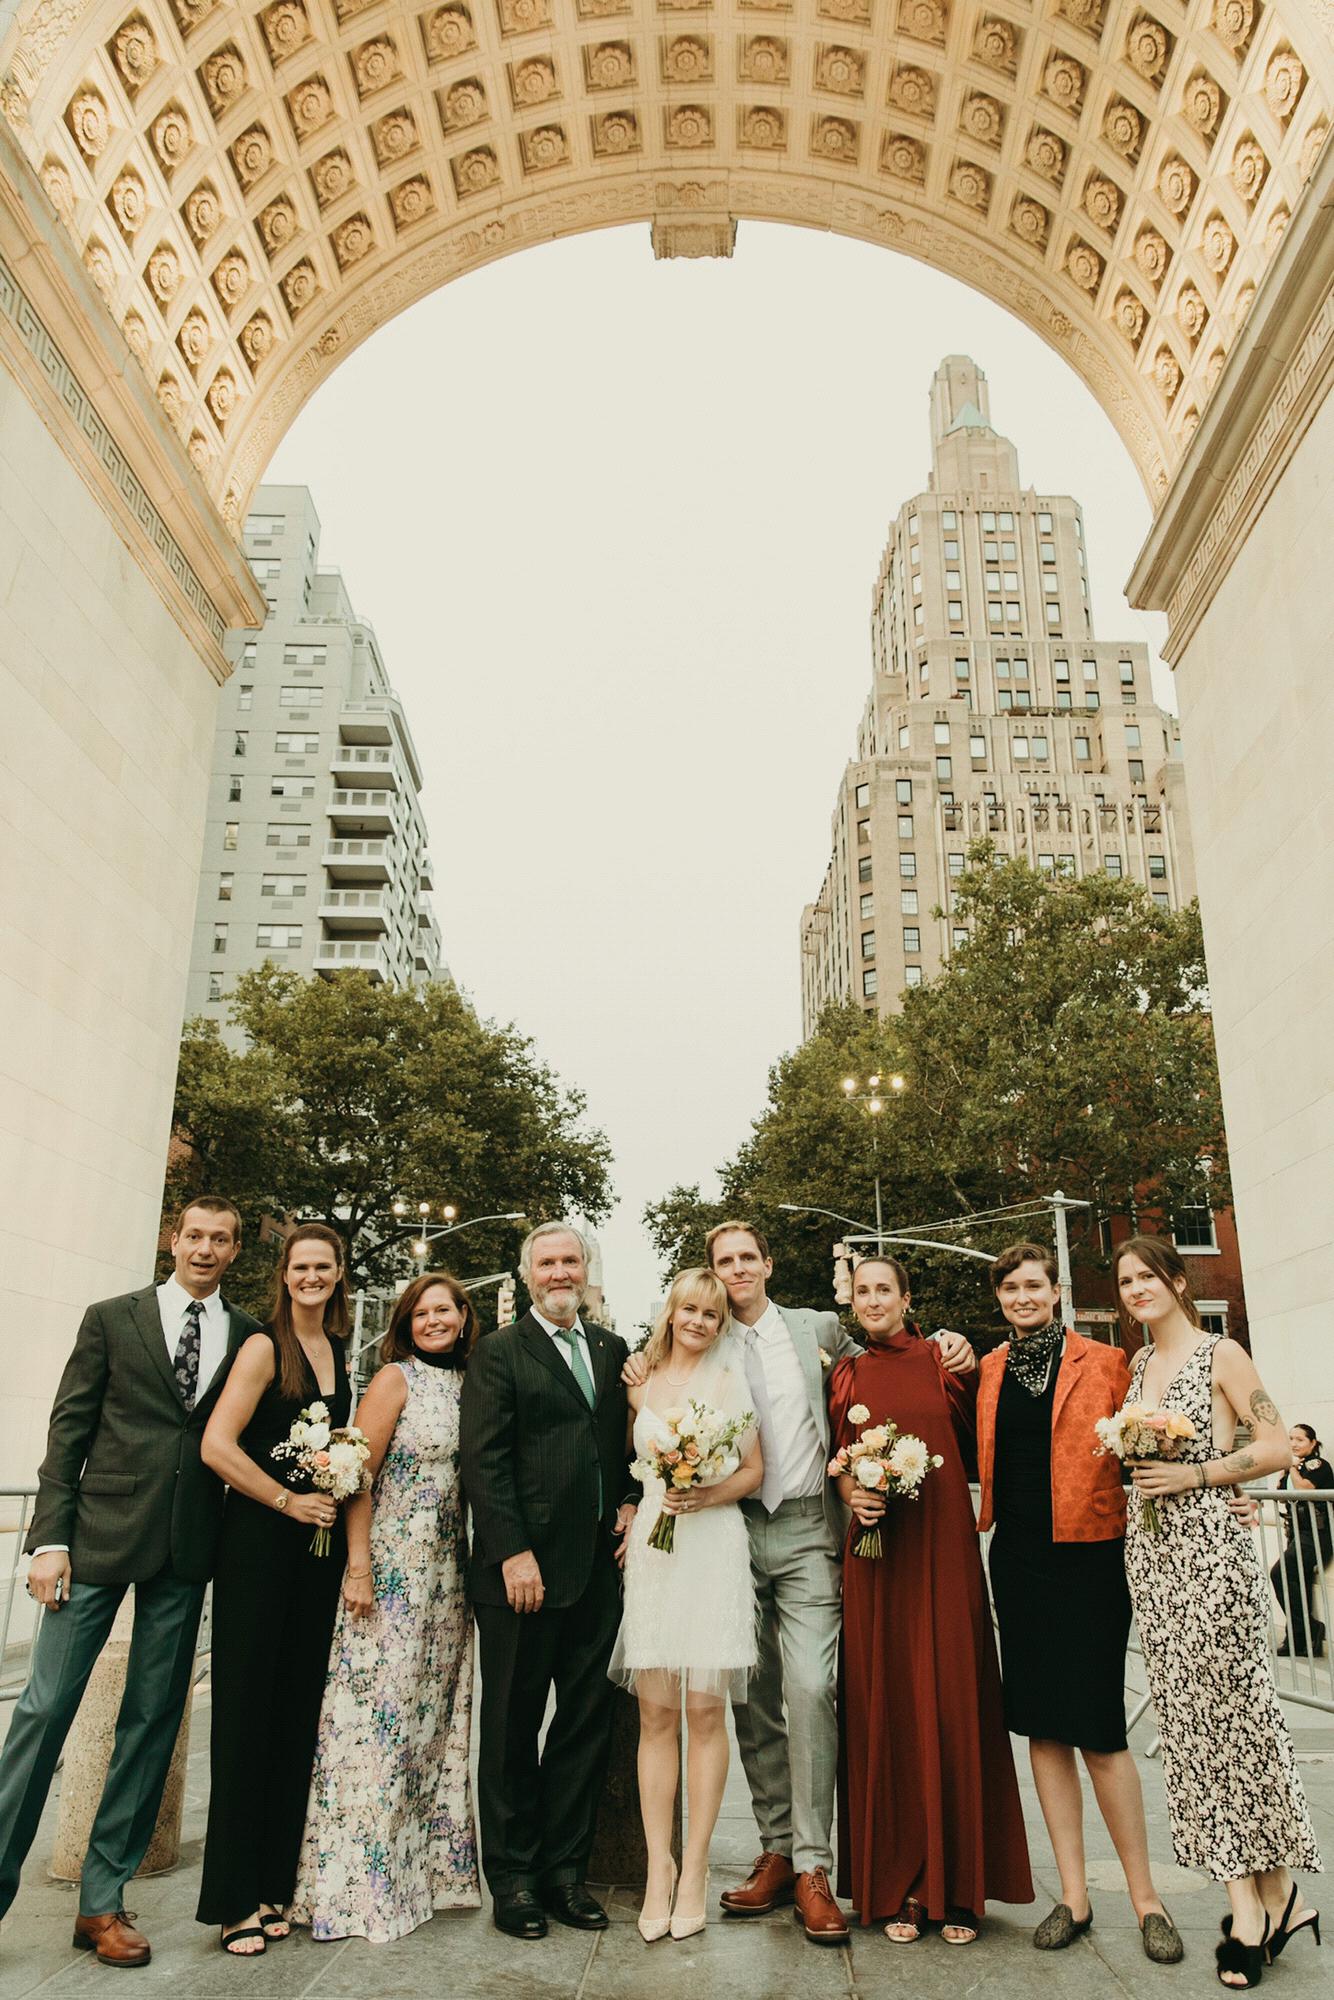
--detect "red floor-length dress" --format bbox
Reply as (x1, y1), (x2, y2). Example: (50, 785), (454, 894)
(832, 1330), (1033, 1926)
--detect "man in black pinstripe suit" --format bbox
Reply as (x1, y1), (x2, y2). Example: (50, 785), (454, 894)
(461, 1221), (638, 1940)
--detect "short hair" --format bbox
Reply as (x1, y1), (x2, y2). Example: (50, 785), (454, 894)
(172, 1195), (242, 1244)
(380, 1270), (476, 1370)
(518, 1220), (590, 1286)
(704, 1220), (770, 1266)
(639, 1268), (731, 1374)
(1112, 1232), (1202, 1333)
(990, 1240), (1059, 1292)
(851, 1254), (912, 1297)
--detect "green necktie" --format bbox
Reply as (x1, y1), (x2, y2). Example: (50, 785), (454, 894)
(553, 1326), (596, 1408)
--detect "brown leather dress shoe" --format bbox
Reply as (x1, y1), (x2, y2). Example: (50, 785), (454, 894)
(72, 1912), (152, 1967)
(719, 1851), (797, 1915)
(794, 1868), (849, 1943)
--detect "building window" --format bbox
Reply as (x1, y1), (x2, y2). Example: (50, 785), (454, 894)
(1013, 689), (1031, 710)
(207, 973), (223, 1003)
(1040, 542), (1056, 565)
(988, 601), (1003, 626)
(982, 511), (996, 531)
(944, 540), (960, 560)
(1032, 735), (1049, 759)
(1120, 660), (1136, 685)
(228, 777), (243, 802)
(1153, 890), (1170, 908)
(279, 685), (324, 707)
(895, 778), (912, 805)
(998, 688), (1013, 709)
(1172, 1205), (1218, 1251)
(1004, 572), (1020, 593)
(1148, 854), (1167, 879)
(1056, 689), (1072, 709)
(942, 509), (956, 528)
(1038, 510), (1053, 532)
(237, 684), (253, 711)
(862, 930), (876, 959)
(855, 781), (870, 807)
(223, 821), (238, 850)
(257, 924), (303, 950)
(912, 572), (922, 596)
(902, 926), (921, 953)
(945, 569), (962, 591)
(860, 892), (874, 919)
(904, 965), (924, 988)
(908, 512), (919, 535)
(900, 852), (917, 879)
(1086, 691), (1100, 710)
(1013, 735), (1029, 760)
(276, 733), (320, 755)
(218, 873), (233, 901)
(913, 603), (923, 626)
(900, 888), (918, 914)
(1013, 659), (1029, 681)
(1054, 658), (1070, 682)
(261, 874), (307, 897)
(1104, 853), (1123, 877)
(857, 819), (870, 845)
(1197, 1305), (1229, 1337)
(1125, 724), (1142, 748)
(858, 856), (873, 882)
(212, 923), (228, 954)
(1128, 759), (1145, 783)
(233, 731), (248, 758)
(948, 600), (964, 622)
(1045, 602), (1061, 625)
(948, 852), (965, 876)
(862, 967), (878, 997)
(271, 777), (315, 799)
(954, 657), (970, 681)
(1083, 660), (1098, 682)
(281, 644), (326, 667)
(970, 735), (986, 760)
(936, 756), (952, 780)
(266, 822), (312, 846)
(1074, 735), (1090, 760)
(929, 723), (947, 747)
(1055, 854), (1075, 878)
(897, 815), (914, 838)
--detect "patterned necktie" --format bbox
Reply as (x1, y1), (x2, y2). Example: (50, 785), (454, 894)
(173, 1299), (203, 1411)
(552, 1326), (596, 1408)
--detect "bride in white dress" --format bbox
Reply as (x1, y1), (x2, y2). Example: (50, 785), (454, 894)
(609, 1266), (762, 1943)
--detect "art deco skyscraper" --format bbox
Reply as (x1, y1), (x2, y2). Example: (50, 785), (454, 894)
(800, 357), (1196, 1034)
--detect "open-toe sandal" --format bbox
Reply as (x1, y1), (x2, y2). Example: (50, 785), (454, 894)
(259, 1908), (290, 1940)
(1216, 1917), (1269, 1989)
(220, 1926), (267, 1958)
(942, 1906), (980, 1945)
(884, 1897), (926, 1943)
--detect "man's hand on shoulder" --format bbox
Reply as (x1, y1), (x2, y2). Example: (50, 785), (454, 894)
(502, 1549), (544, 1614)
(933, 1329), (977, 1375)
(621, 1347), (650, 1389)
(28, 1549), (71, 1611)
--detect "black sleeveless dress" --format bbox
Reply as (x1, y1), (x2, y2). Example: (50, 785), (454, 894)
(197, 1330), (351, 1925)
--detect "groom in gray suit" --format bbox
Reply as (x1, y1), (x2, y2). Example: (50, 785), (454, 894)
(0, 1197), (258, 1965)
(704, 1221), (974, 1942)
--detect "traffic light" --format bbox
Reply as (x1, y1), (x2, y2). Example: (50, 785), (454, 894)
(832, 1242), (852, 1306)
(496, 1274), (516, 1325)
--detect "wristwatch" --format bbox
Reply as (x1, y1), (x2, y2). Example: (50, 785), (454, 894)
(272, 1489), (290, 1512)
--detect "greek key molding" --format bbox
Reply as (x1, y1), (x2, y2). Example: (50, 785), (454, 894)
(0, 246), (227, 648)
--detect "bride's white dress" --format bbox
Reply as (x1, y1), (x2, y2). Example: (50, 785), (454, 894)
(609, 1360), (758, 1699)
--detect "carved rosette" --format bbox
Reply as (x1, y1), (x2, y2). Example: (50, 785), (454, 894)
(960, 94), (1003, 146)
(172, 0), (219, 34)
(332, 212), (375, 265)
(389, 175), (436, 226)
(146, 241), (181, 303)
(519, 123), (569, 170)
(812, 115), (858, 162)
(889, 66), (935, 117)
(1113, 288), (1146, 343)
(1178, 403), (1199, 440)
(591, 109), (640, 154)
(974, 16), (1017, 72)
(1065, 238), (1103, 293)
(1175, 285), (1207, 342)
(1056, 0), (1104, 29)
(1232, 280), (1256, 330)
(187, 432), (213, 473)
(151, 105), (193, 171)
(1265, 205), (1290, 255)
(1125, 15), (1169, 83)
(157, 372), (184, 427)
(68, 89), (111, 160)
(1042, 54), (1085, 113)
(259, 194), (299, 251)
(1212, 0), (1254, 54)
(1133, 225), (1169, 284)
(240, 312), (276, 366)
(310, 148), (355, 205)
(1182, 71), (1222, 136)
(451, 145), (500, 194)
(109, 169), (147, 236)
(1152, 344), (1181, 400)
(280, 257), (320, 311)
(201, 45), (248, 114)
(1083, 174), (1120, 231)
(262, 2), (312, 63)
(441, 79), (487, 129)
(881, 132), (927, 181)
(212, 249), (250, 309)
(497, 0), (551, 33)
(112, 18), (160, 95)
(585, 41), (633, 87)
(177, 308), (212, 369)
(40, 160), (75, 222)
(666, 104), (713, 147)
(122, 309), (150, 361)
(898, 0), (946, 47)
(1204, 345), (1227, 392)
(1200, 213), (1234, 275)
(206, 369), (238, 426)
(231, 124), (274, 188)
(1009, 195), (1048, 247)
(425, 4), (476, 60)
(740, 37), (789, 83)
(184, 182), (223, 243)
(1264, 50), (1305, 122)
(510, 57), (557, 104)
(1230, 134), (1267, 203)
(373, 109), (419, 162)
(1157, 154), (1196, 216)
(819, 0), (870, 19)
(1300, 122), (1328, 184)
(816, 46), (864, 96)
(353, 38), (402, 99)
(739, 105), (786, 148)
(1102, 98), (1141, 158)
(949, 157), (990, 209)
(1024, 126), (1066, 184)
(84, 240), (116, 297)
(287, 75), (334, 138)
(664, 36), (713, 82)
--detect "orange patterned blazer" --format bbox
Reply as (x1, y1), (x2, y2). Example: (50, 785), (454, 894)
(976, 1331), (1132, 1542)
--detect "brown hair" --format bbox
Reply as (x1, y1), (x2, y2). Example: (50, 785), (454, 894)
(269, 1223), (350, 1399)
(990, 1240), (1059, 1292)
(172, 1195), (242, 1244)
(639, 1267), (731, 1374)
(851, 1254), (912, 1297)
(380, 1270), (476, 1371)
(705, 1219), (770, 1265)
(1112, 1233), (1201, 1334)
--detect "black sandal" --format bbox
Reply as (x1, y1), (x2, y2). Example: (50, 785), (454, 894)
(1216, 1916), (1269, 1989)
(220, 1926), (267, 1957)
(259, 1908), (290, 1940)
(1266, 1884), (1321, 1962)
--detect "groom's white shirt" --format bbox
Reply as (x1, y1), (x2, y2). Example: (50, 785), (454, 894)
(744, 1301), (825, 1501)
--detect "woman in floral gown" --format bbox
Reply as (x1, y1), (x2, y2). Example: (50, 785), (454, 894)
(292, 1272), (480, 1942)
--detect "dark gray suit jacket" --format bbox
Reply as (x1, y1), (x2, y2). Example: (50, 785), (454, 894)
(26, 1284), (261, 1585)
(461, 1312), (634, 1610)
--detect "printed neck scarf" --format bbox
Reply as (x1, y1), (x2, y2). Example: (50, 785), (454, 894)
(1006, 1319), (1065, 1397)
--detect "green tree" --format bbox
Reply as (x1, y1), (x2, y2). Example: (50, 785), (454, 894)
(166, 967), (613, 1316)
(645, 850), (1228, 1341)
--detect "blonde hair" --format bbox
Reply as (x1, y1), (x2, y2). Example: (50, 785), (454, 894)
(640, 1267), (731, 1374)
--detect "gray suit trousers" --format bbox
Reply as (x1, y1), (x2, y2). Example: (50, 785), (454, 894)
(731, 1495), (841, 1875)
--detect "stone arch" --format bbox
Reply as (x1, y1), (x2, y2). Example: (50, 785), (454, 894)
(2, 0), (1329, 518)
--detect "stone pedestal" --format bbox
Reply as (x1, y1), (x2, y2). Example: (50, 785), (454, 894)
(588, 1686), (679, 1882)
(50, 1601), (193, 1883)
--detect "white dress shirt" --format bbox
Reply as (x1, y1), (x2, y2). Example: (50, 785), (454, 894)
(158, 1275), (230, 1394)
(744, 1300), (825, 1501)
(531, 1306), (594, 1384)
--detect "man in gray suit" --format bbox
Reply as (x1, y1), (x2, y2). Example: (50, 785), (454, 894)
(0, 1197), (259, 1966)
(702, 1222), (974, 1942)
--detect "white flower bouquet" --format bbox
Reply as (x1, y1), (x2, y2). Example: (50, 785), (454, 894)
(271, 1399), (372, 1556)
(1094, 1403), (1197, 1537)
(827, 1401), (944, 1558)
(630, 1397), (755, 1554)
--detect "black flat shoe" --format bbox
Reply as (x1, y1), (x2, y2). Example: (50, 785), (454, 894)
(1216, 1916), (1269, 1989)
(542, 1883), (609, 1930)
(494, 1889), (547, 1939)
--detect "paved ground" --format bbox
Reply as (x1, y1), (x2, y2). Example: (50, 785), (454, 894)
(3, 1680), (1331, 2000)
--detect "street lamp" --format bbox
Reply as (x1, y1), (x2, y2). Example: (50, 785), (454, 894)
(841, 1072), (905, 1251)
(392, 1203), (526, 1265)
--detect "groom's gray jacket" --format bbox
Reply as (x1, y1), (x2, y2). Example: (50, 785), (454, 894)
(748, 1304), (860, 1549)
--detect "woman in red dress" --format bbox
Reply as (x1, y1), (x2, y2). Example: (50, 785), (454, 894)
(830, 1256), (1032, 1945)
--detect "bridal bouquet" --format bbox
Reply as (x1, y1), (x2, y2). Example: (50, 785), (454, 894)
(631, 1399), (755, 1554)
(828, 1402), (944, 1558)
(1094, 1403), (1197, 1537)
(271, 1400), (372, 1556)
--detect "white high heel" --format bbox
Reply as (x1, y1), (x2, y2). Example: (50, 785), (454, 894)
(638, 1861), (677, 1943)
(671, 1867), (709, 1940)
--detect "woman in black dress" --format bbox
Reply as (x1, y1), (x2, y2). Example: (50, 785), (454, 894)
(1272, 1424), (1334, 1658)
(976, 1242), (1181, 1963)
(197, 1225), (352, 1954)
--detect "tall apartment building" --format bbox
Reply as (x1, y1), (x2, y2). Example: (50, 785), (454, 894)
(186, 485), (445, 1026)
(800, 356), (1196, 1036)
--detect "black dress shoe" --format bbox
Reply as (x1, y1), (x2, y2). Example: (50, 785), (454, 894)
(542, 1883), (609, 1930)
(493, 1890), (547, 1939)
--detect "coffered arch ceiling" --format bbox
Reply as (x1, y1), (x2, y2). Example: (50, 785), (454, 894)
(3, 0), (1328, 525)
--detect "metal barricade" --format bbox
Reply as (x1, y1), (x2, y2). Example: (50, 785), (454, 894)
(1246, 1484), (1334, 1717)
(0, 1487), (40, 1701)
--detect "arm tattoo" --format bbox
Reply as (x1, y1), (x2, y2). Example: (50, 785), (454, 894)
(1250, 1388), (1280, 1429)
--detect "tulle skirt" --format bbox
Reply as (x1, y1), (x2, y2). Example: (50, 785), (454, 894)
(608, 1486), (758, 1702)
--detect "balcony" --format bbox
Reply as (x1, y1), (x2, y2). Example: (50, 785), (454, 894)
(322, 837), (391, 882)
(314, 938), (391, 983)
(338, 696), (399, 746)
(419, 850), (435, 891)
(328, 788), (394, 835)
(330, 745), (399, 789)
(319, 888), (390, 933)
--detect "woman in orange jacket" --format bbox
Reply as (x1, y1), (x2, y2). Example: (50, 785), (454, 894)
(976, 1242), (1182, 1963)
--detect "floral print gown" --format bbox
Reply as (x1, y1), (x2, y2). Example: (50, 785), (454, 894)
(292, 1359), (480, 1940)
(1123, 1335), (1320, 1881)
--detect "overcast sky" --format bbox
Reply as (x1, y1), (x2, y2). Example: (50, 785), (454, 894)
(266, 218), (1172, 1328)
